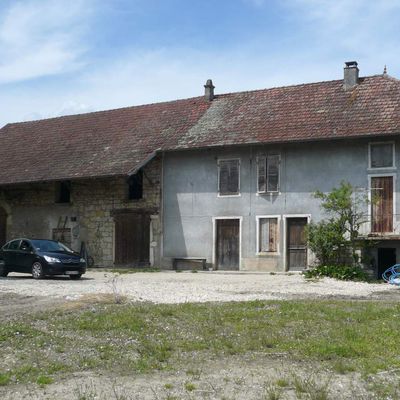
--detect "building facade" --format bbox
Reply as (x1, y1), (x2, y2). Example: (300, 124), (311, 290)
(162, 138), (400, 276)
(1, 61), (400, 276)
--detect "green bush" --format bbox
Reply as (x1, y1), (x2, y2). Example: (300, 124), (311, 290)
(304, 265), (369, 281)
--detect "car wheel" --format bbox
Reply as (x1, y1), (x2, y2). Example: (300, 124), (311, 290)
(32, 262), (45, 279)
(0, 261), (8, 277)
(69, 274), (82, 280)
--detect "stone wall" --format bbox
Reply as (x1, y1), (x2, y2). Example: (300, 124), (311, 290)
(0, 156), (162, 267)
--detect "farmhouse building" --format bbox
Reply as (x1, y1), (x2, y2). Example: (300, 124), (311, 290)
(1, 62), (400, 277)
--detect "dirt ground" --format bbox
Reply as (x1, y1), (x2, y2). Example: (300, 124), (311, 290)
(0, 355), (376, 400)
(1, 272), (399, 399)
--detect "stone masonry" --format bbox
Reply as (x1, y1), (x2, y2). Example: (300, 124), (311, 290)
(0, 156), (162, 267)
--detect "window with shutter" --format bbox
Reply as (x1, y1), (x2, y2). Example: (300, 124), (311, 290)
(267, 155), (280, 192)
(369, 142), (394, 169)
(218, 159), (240, 195)
(258, 217), (279, 253)
(257, 154), (280, 193)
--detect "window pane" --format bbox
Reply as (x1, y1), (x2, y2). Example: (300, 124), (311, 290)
(371, 143), (393, 168)
(219, 160), (239, 195)
(267, 155), (280, 192)
(9, 240), (20, 250)
(259, 218), (278, 252)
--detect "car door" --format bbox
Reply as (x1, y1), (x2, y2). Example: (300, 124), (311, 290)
(4, 239), (21, 270)
(16, 240), (36, 273)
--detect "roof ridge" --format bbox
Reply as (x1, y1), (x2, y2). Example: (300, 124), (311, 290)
(6, 95), (205, 126)
(4, 74), (397, 127)
(217, 75), (389, 98)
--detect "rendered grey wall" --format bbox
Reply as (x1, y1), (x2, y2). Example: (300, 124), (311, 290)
(162, 138), (400, 271)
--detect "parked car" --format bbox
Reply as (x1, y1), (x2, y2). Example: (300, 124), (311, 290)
(0, 238), (86, 279)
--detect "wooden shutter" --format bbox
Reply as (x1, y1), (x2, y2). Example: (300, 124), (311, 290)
(257, 157), (266, 192)
(269, 218), (278, 252)
(219, 160), (239, 195)
(370, 143), (393, 168)
(259, 218), (269, 252)
(259, 218), (278, 252)
(267, 155), (280, 192)
(371, 176), (393, 233)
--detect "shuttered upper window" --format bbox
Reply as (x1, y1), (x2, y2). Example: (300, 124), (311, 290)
(257, 155), (280, 193)
(218, 159), (240, 196)
(370, 143), (394, 169)
(258, 217), (279, 253)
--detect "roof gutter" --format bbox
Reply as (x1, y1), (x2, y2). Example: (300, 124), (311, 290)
(161, 131), (400, 153)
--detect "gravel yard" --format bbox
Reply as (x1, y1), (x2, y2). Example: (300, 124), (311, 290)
(1, 271), (400, 400)
(0, 270), (398, 303)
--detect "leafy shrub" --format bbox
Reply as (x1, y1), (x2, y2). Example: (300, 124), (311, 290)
(306, 220), (347, 266)
(304, 265), (369, 281)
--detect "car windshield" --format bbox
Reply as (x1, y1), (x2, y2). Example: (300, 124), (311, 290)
(31, 240), (74, 253)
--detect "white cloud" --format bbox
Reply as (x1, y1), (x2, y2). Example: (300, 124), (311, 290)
(0, 0), (92, 84)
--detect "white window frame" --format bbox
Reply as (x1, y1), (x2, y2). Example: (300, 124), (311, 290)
(217, 158), (241, 197)
(257, 153), (281, 194)
(368, 141), (396, 170)
(256, 215), (281, 255)
(367, 173), (397, 234)
(212, 216), (243, 270)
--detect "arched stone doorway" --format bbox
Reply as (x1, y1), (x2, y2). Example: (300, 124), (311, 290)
(0, 207), (7, 247)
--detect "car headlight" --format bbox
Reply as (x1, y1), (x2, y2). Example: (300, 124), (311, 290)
(80, 258), (86, 263)
(44, 255), (61, 263)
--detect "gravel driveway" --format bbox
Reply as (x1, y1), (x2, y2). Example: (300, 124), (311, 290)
(0, 270), (398, 303)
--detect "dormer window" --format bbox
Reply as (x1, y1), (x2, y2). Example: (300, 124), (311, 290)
(369, 142), (395, 169)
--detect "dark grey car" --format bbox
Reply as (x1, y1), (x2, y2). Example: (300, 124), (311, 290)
(0, 239), (86, 279)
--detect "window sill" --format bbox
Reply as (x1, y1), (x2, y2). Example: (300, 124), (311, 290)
(217, 194), (241, 198)
(256, 251), (280, 256)
(367, 167), (396, 171)
(256, 191), (281, 196)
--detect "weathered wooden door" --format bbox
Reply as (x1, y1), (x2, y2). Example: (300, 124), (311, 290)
(371, 176), (393, 233)
(287, 218), (308, 271)
(114, 213), (150, 266)
(0, 207), (6, 247)
(216, 219), (240, 270)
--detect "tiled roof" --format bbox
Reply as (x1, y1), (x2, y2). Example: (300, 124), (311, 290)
(176, 75), (400, 149)
(0, 74), (399, 185)
(0, 98), (210, 185)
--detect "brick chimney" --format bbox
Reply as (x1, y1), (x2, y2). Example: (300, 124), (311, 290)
(204, 79), (215, 101)
(343, 61), (359, 90)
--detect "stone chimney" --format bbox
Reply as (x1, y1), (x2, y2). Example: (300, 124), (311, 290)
(204, 79), (215, 101)
(343, 61), (359, 90)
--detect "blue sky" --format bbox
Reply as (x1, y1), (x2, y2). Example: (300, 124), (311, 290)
(0, 0), (400, 126)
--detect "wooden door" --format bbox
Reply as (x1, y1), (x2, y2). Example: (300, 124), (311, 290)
(216, 219), (240, 270)
(114, 213), (150, 266)
(371, 176), (393, 233)
(287, 218), (307, 271)
(0, 207), (6, 247)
